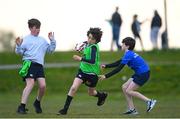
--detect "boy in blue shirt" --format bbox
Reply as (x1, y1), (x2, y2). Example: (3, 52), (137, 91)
(99, 37), (156, 115)
(15, 18), (56, 114)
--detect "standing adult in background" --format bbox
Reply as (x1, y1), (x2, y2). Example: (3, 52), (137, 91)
(131, 14), (147, 51)
(110, 7), (122, 51)
(150, 10), (162, 49)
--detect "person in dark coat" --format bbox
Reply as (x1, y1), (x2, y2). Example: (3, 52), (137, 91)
(150, 10), (162, 49)
(110, 7), (123, 51)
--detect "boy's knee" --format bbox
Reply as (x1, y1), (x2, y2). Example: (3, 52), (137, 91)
(125, 89), (132, 95)
(39, 84), (46, 90)
(122, 84), (127, 91)
(26, 81), (35, 88)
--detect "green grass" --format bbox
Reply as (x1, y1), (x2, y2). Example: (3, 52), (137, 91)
(1, 49), (180, 64)
(0, 92), (180, 118)
(0, 50), (180, 117)
(0, 65), (180, 94)
(0, 65), (180, 118)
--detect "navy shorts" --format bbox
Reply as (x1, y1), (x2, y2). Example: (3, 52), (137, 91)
(23, 62), (45, 81)
(76, 69), (98, 87)
(132, 71), (150, 86)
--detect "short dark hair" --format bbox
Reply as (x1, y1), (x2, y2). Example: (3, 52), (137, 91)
(28, 18), (41, 28)
(133, 14), (138, 19)
(87, 27), (103, 43)
(122, 37), (136, 50)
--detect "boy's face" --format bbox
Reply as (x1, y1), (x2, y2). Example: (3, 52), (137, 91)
(121, 43), (129, 51)
(87, 34), (96, 44)
(30, 26), (40, 36)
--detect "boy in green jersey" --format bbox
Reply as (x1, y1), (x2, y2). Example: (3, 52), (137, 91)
(58, 28), (107, 115)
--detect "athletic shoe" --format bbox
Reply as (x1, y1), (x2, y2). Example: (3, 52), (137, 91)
(123, 109), (139, 115)
(147, 99), (157, 112)
(57, 108), (67, 115)
(33, 100), (42, 113)
(17, 105), (28, 114)
(97, 92), (108, 106)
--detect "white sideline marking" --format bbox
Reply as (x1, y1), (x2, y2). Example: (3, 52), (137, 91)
(0, 61), (180, 70)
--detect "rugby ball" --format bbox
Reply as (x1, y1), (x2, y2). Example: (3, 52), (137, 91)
(75, 41), (88, 52)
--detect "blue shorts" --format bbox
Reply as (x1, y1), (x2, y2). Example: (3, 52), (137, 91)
(132, 71), (150, 86)
(23, 62), (45, 81)
(112, 25), (120, 40)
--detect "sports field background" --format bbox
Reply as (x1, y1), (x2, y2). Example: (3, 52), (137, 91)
(0, 50), (180, 118)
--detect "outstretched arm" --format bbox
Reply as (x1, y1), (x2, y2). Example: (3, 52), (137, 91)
(140, 18), (149, 25)
(104, 59), (122, 68)
(99, 63), (125, 80)
(105, 63), (125, 78)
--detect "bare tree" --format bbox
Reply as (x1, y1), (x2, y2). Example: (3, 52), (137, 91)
(0, 30), (15, 52)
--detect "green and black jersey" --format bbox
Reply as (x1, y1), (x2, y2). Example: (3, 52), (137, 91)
(80, 44), (100, 75)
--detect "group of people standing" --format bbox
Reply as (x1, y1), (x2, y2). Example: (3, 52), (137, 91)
(109, 7), (162, 51)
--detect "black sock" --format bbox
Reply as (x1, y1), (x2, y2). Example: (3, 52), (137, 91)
(63, 95), (73, 110)
(35, 99), (40, 104)
(95, 91), (101, 97)
(20, 103), (26, 108)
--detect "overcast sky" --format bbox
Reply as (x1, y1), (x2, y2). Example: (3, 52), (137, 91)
(0, 0), (179, 51)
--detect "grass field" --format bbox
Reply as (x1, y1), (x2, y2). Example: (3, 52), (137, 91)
(0, 92), (180, 118)
(0, 50), (180, 118)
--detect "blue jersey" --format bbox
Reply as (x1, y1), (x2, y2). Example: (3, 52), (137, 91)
(121, 50), (149, 74)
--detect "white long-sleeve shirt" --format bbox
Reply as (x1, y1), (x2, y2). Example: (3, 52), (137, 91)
(15, 34), (56, 65)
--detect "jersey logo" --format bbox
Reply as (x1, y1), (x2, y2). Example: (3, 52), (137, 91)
(134, 53), (139, 58)
(30, 74), (33, 77)
(78, 74), (82, 78)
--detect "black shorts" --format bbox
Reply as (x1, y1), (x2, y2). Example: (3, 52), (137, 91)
(23, 62), (45, 81)
(132, 71), (150, 86)
(76, 69), (98, 87)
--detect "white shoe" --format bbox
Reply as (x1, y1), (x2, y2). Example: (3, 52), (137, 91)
(147, 99), (157, 112)
(123, 109), (139, 115)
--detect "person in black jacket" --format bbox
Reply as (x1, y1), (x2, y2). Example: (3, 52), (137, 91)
(110, 7), (123, 51)
(150, 10), (162, 49)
